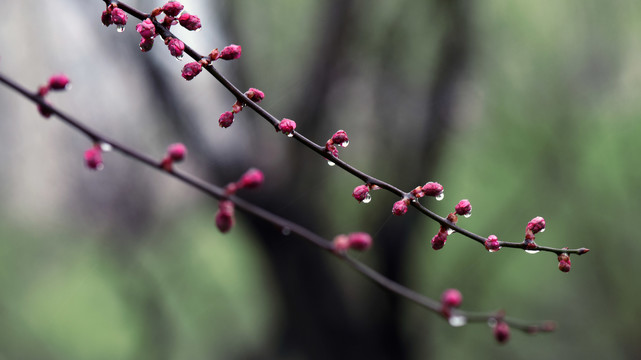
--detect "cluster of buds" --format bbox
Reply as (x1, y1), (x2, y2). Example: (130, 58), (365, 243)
(182, 44), (241, 81)
(440, 288), (462, 319)
(410, 181), (445, 201)
(214, 168), (265, 233)
(160, 143), (187, 171)
(101, 3), (128, 32)
(324, 130), (349, 164)
(36, 74), (71, 118)
(217, 86), (264, 128)
(523, 216), (546, 251)
(430, 199), (473, 250)
(332, 232), (373, 253)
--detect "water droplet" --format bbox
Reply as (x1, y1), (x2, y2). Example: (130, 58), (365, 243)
(464, 213), (472, 218)
(327, 160), (335, 166)
(487, 318), (497, 327)
(436, 193), (444, 201)
(448, 315), (467, 327)
(488, 247), (501, 253)
(525, 249), (540, 254)
(341, 141), (349, 147)
(540, 228), (546, 233)
(65, 83), (72, 91)
(447, 228), (455, 235)
(362, 193), (372, 204)
(282, 227), (291, 236)
(195, 28), (202, 32)
(287, 133), (294, 138)
(99, 142), (113, 152)
(116, 25), (125, 33)
(94, 164), (105, 171)
(175, 54), (184, 61)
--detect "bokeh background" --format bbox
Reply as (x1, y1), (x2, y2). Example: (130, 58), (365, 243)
(1, 0), (640, 359)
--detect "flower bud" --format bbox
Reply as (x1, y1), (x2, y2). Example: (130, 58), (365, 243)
(162, 1), (184, 17)
(454, 199), (472, 217)
(110, 8), (128, 26)
(484, 235), (501, 252)
(215, 200), (235, 233)
(84, 146), (103, 170)
(181, 61), (202, 80)
(178, 12), (201, 31)
(352, 185), (370, 203)
(167, 143), (187, 162)
(245, 88), (265, 103)
(238, 168), (264, 189)
(331, 130), (349, 147)
(441, 288), (462, 308)
(136, 18), (156, 39)
(333, 235), (350, 253)
(422, 182), (444, 197)
(101, 10), (113, 27)
(558, 252), (571, 273)
(220, 44), (242, 60)
(139, 37), (154, 52)
(431, 230), (448, 250)
(392, 199), (408, 216)
(48, 74), (70, 90)
(219, 111), (234, 128)
(167, 38), (185, 57)
(347, 232), (372, 251)
(493, 321), (510, 344)
(278, 118), (296, 136)
(527, 216), (546, 234)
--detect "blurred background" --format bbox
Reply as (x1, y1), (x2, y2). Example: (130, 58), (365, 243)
(1, 0), (640, 359)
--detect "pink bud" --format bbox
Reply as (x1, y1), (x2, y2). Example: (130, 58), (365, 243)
(219, 111), (234, 128)
(278, 118), (296, 136)
(136, 18), (156, 39)
(139, 37), (154, 52)
(441, 288), (462, 308)
(454, 199), (472, 217)
(162, 1), (184, 17)
(84, 146), (103, 170)
(110, 8), (128, 26)
(167, 38), (185, 57)
(239, 168), (264, 189)
(232, 101), (243, 114)
(48, 74), (70, 91)
(484, 235), (501, 252)
(422, 182), (444, 197)
(37, 102), (53, 118)
(431, 230), (448, 250)
(493, 321), (510, 344)
(333, 235), (350, 253)
(392, 199), (408, 216)
(331, 130), (349, 147)
(167, 143), (187, 162)
(162, 15), (178, 29)
(527, 216), (546, 234)
(220, 44), (242, 60)
(326, 143), (339, 158)
(215, 200), (235, 233)
(178, 12), (201, 31)
(101, 10), (113, 27)
(245, 88), (265, 103)
(558, 253), (571, 273)
(181, 61), (202, 80)
(352, 185), (370, 203)
(348, 232), (373, 251)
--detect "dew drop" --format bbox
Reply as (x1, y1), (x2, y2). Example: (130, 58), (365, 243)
(94, 164), (105, 171)
(448, 315), (467, 327)
(99, 142), (113, 152)
(362, 193), (372, 204)
(436, 192), (444, 201)
(116, 25), (125, 33)
(327, 160), (335, 166)
(175, 54), (184, 61)
(341, 141), (349, 148)
(540, 228), (546, 233)
(488, 247), (501, 253)
(282, 227), (291, 236)
(287, 133), (294, 138)
(65, 83), (72, 91)
(464, 213), (472, 218)
(487, 318), (497, 327)
(195, 28), (202, 33)
(525, 249), (540, 254)
(447, 228), (455, 235)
